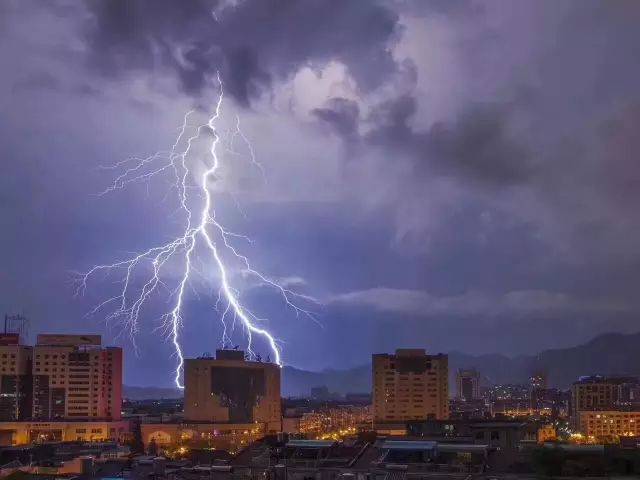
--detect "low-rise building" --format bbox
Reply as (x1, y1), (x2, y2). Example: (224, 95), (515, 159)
(450, 398), (489, 420)
(140, 421), (265, 454)
(578, 410), (640, 441)
(537, 423), (557, 442)
(229, 436), (490, 477)
(0, 419), (131, 445)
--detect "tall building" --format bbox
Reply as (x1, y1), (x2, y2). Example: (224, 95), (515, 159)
(530, 370), (550, 413)
(32, 334), (122, 421)
(373, 349), (449, 423)
(183, 349), (281, 432)
(456, 369), (480, 401)
(0, 334), (33, 421)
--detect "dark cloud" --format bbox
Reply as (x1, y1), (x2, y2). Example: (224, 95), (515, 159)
(83, 0), (401, 105)
(425, 106), (530, 186)
(4, 0), (640, 384)
(312, 97), (360, 140)
(366, 94), (416, 146)
(358, 94), (531, 187)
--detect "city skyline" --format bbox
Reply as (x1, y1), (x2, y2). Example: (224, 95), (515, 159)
(3, 1), (640, 387)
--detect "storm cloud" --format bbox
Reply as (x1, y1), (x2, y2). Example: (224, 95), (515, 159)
(83, 0), (401, 105)
(2, 0), (640, 384)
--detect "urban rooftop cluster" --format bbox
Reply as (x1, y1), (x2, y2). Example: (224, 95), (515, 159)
(1, 336), (640, 477)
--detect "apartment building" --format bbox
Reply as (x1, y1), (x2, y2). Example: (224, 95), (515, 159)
(32, 334), (122, 421)
(373, 349), (449, 424)
(578, 411), (640, 440)
(570, 375), (639, 429)
(0, 334), (33, 421)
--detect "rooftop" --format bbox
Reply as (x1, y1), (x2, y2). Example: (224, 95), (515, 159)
(285, 440), (335, 448)
(574, 375), (638, 385)
(380, 441), (437, 451)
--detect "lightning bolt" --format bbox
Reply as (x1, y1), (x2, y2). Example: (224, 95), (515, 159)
(74, 73), (316, 389)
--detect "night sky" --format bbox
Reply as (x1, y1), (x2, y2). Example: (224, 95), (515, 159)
(2, 0), (640, 387)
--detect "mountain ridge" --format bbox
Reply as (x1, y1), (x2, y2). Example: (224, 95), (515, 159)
(124, 330), (640, 399)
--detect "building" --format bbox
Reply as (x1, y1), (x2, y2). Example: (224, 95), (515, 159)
(282, 415), (302, 434)
(0, 419), (131, 445)
(183, 349), (280, 431)
(530, 387), (568, 417)
(530, 371), (548, 390)
(31, 334), (122, 421)
(456, 369), (480, 401)
(578, 411), (640, 441)
(373, 349), (448, 424)
(469, 421), (537, 470)
(310, 386), (331, 401)
(0, 334), (33, 421)
(570, 375), (639, 429)
(0, 333), (129, 445)
(289, 405), (371, 437)
(490, 398), (532, 418)
(142, 350), (281, 454)
(208, 433), (640, 478)
(487, 384), (530, 402)
(221, 436), (491, 478)
(139, 421), (266, 454)
(537, 423), (557, 442)
(449, 398), (489, 419)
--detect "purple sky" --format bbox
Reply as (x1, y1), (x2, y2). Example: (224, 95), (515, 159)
(2, 0), (640, 386)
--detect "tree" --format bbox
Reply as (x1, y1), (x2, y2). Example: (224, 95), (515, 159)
(531, 447), (565, 477)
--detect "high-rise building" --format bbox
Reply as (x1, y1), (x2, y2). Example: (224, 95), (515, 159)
(373, 349), (448, 423)
(529, 370), (550, 413)
(32, 335), (122, 421)
(183, 350), (281, 432)
(456, 369), (480, 401)
(0, 334), (33, 421)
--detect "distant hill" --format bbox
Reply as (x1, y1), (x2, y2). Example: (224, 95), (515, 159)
(281, 364), (371, 397)
(519, 331), (640, 387)
(282, 331), (640, 396)
(123, 385), (182, 400)
(125, 331), (640, 399)
(451, 331), (640, 388)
